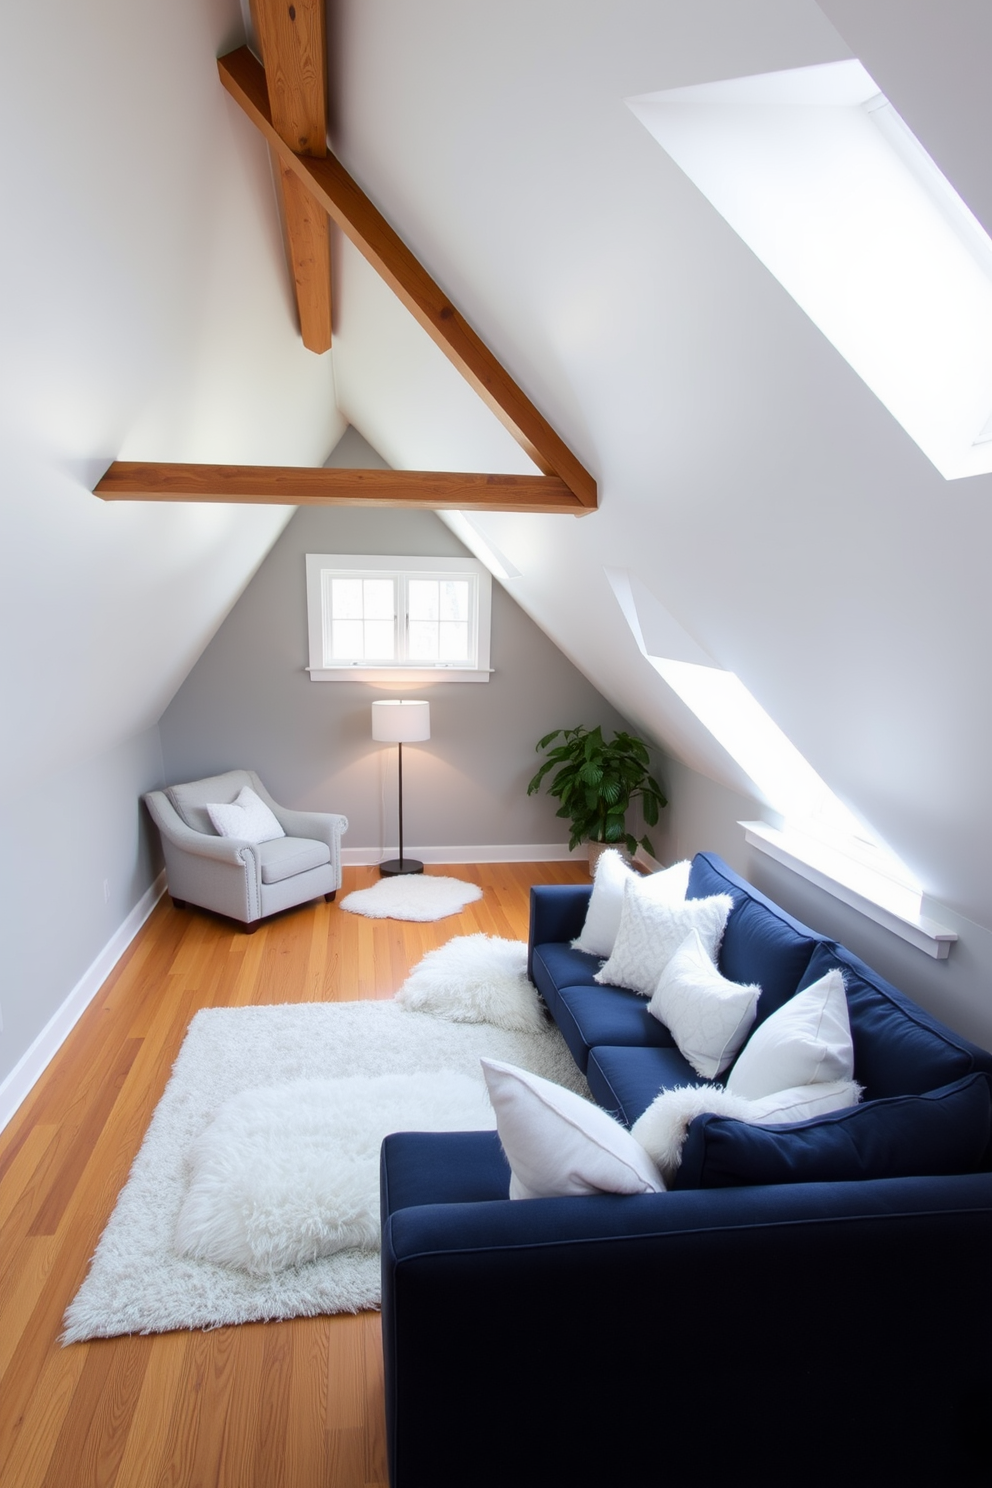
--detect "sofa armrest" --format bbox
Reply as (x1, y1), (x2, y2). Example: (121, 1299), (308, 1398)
(527, 884), (592, 980)
(382, 1171), (992, 1488)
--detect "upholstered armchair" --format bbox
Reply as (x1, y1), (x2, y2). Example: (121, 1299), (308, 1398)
(144, 769), (347, 929)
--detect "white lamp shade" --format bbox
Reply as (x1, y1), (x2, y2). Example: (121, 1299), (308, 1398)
(372, 699), (431, 743)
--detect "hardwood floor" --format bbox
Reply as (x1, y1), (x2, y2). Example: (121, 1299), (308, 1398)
(0, 862), (586, 1488)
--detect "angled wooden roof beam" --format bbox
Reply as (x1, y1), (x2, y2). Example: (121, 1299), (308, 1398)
(216, 45), (597, 510)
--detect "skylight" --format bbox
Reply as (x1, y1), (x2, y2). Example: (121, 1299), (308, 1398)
(628, 60), (992, 481)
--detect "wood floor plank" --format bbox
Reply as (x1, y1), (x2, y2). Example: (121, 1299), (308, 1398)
(0, 862), (579, 1486)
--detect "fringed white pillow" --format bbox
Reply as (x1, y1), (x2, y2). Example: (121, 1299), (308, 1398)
(631, 1079), (863, 1185)
(648, 929), (760, 1079)
(572, 852), (691, 958)
(595, 880), (733, 997)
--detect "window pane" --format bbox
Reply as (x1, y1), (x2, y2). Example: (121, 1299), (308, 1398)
(363, 578), (394, 620)
(330, 619), (364, 659)
(364, 619), (395, 658)
(439, 622), (469, 660)
(408, 620), (439, 660)
(408, 580), (439, 622)
(439, 580), (469, 623)
(331, 578), (363, 619)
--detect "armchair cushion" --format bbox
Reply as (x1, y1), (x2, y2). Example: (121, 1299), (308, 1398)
(258, 837), (331, 884)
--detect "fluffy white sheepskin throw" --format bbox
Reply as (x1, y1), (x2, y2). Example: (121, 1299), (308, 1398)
(340, 874), (483, 921)
(395, 934), (545, 1034)
(175, 1073), (494, 1275)
(631, 1079), (862, 1185)
(62, 1000), (588, 1342)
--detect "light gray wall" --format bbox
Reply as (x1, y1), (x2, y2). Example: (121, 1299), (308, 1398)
(0, 725), (165, 1085)
(657, 754), (992, 1052)
(158, 432), (636, 857)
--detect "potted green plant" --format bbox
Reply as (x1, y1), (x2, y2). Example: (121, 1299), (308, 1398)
(527, 725), (667, 863)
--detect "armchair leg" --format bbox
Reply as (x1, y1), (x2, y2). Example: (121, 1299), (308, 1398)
(171, 898), (186, 910)
(325, 891), (337, 902)
(242, 921), (258, 934)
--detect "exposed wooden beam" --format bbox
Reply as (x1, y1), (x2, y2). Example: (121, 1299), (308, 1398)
(218, 45), (597, 509)
(93, 463), (590, 513)
(249, 0), (331, 353)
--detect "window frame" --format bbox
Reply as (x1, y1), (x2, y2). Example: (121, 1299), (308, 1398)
(305, 553), (493, 683)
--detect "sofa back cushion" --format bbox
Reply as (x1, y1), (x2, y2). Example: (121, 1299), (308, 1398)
(674, 1073), (992, 1189)
(687, 854), (821, 1024)
(797, 943), (992, 1099)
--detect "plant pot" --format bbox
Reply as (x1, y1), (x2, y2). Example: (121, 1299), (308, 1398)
(586, 841), (630, 877)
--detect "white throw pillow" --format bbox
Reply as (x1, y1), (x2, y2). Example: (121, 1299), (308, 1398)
(572, 852), (691, 958)
(481, 1058), (664, 1198)
(206, 785), (285, 845)
(727, 969), (853, 1100)
(594, 880), (733, 997)
(648, 929), (760, 1079)
(631, 1078), (863, 1184)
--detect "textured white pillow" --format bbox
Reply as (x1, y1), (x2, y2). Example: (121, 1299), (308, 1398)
(594, 880), (733, 997)
(572, 853), (691, 958)
(648, 929), (760, 1079)
(481, 1058), (664, 1198)
(631, 1079), (863, 1183)
(206, 785), (285, 845)
(727, 969), (853, 1100)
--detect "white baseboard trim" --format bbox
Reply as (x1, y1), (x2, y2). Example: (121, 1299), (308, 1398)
(0, 870), (167, 1135)
(341, 843), (578, 867)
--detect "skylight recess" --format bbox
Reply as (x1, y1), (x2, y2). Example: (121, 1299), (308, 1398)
(628, 60), (992, 480)
(605, 569), (922, 919)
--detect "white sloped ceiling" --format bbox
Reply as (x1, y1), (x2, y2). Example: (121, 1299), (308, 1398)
(325, 0), (992, 930)
(5, 0), (991, 946)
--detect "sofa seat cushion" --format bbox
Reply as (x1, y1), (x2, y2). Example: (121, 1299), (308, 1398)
(381, 1130), (512, 1217)
(798, 944), (992, 1099)
(258, 836), (330, 884)
(530, 943), (602, 1016)
(687, 854), (821, 1024)
(587, 1044), (708, 1127)
(554, 985), (675, 1073)
(674, 1074), (992, 1191)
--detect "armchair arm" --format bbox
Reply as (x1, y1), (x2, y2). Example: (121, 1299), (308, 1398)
(246, 773), (347, 884)
(143, 790), (261, 920)
(382, 1171), (992, 1488)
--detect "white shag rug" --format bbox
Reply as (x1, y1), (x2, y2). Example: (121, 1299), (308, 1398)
(63, 999), (586, 1343)
(395, 934), (544, 1033)
(340, 873), (482, 921)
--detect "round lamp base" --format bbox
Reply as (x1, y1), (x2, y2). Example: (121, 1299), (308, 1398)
(379, 858), (425, 877)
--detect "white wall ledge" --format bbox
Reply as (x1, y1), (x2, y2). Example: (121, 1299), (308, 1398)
(740, 821), (958, 959)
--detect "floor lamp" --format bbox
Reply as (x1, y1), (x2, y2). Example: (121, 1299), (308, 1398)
(372, 699), (431, 876)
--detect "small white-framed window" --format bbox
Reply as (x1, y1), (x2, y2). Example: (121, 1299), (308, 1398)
(305, 554), (493, 682)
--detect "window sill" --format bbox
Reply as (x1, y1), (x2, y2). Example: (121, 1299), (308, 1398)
(739, 820), (958, 960)
(306, 667), (493, 684)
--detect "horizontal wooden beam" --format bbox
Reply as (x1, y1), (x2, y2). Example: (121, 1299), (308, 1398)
(93, 462), (591, 513)
(217, 46), (597, 509)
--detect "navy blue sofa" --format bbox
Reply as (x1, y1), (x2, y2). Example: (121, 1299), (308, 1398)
(381, 854), (992, 1487)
